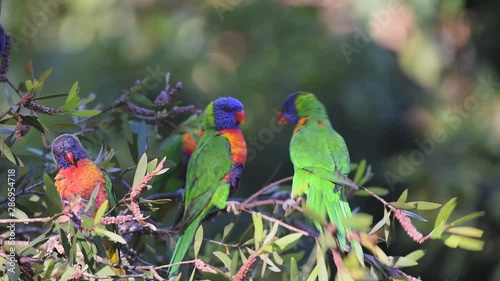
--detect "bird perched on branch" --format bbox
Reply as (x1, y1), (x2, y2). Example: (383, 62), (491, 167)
(51, 134), (124, 275)
(278, 92), (363, 264)
(168, 97), (247, 277)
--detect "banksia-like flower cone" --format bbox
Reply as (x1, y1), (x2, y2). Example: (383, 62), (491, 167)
(154, 81), (182, 106)
(25, 102), (62, 115)
(393, 209), (424, 243)
(0, 25), (6, 54)
(123, 101), (156, 116)
(0, 26), (11, 79)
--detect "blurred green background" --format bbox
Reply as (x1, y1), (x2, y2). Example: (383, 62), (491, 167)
(2, 0), (500, 280)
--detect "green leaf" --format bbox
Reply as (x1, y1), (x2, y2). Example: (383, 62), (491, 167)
(272, 251), (283, 265)
(446, 227), (483, 238)
(230, 251), (239, 275)
(397, 189), (408, 204)
(343, 213), (373, 232)
(316, 243), (328, 281)
(146, 158), (158, 174)
(213, 251), (232, 270)
(455, 236), (484, 251)
(94, 227), (126, 244)
(355, 187), (389, 197)
(222, 222), (234, 240)
(78, 94), (95, 107)
(83, 183), (101, 214)
(353, 159), (366, 184)
(62, 82), (80, 111)
(430, 221), (447, 239)
(38, 68), (53, 83)
(81, 216), (94, 229)
(434, 197), (457, 228)
(252, 212), (263, 248)
(404, 249), (425, 262)
(369, 209), (391, 235)
(0, 139), (24, 166)
(21, 115), (49, 134)
(450, 211), (485, 226)
(290, 257), (298, 281)
(43, 173), (62, 211)
(94, 199), (108, 225)
(71, 110), (101, 117)
(133, 153), (148, 189)
(263, 222), (279, 245)
(272, 233), (302, 251)
(393, 256), (419, 268)
(395, 201), (441, 211)
(194, 225), (203, 257)
(443, 234), (460, 248)
(306, 265), (319, 281)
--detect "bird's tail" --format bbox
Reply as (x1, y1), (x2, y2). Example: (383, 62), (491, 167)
(168, 216), (202, 278)
(298, 169), (363, 264)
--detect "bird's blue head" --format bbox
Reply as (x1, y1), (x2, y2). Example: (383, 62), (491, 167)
(204, 97), (246, 131)
(277, 92), (301, 125)
(51, 134), (88, 169)
(278, 92), (325, 125)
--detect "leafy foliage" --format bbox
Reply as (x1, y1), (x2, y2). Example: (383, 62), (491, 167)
(0, 23), (486, 281)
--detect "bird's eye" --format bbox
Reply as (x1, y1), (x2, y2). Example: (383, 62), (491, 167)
(223, 106), (231, 112)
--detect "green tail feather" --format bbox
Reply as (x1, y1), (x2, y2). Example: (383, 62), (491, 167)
(298, 169), (363, 263)
(168, 216), (202, 278)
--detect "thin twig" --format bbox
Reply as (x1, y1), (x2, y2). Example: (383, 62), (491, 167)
(242, 176), (293, 204)
(241, 209), (309, 236)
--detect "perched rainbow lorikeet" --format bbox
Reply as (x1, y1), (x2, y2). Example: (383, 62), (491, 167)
(168, 97), (247, 277)
(51, 134), (124, 274)
(278, 92), (363, 263)
(155, 128), (204, 193)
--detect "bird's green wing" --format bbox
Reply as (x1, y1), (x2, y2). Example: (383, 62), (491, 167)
(101, 169), (118, 214)
(175, 131), (232, 231)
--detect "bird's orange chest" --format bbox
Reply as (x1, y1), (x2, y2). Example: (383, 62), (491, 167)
(219, 129), (247, 164)
(54, 158), (107, 210)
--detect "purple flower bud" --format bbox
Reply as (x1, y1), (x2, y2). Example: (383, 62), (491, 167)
(0, 25), (5, 54)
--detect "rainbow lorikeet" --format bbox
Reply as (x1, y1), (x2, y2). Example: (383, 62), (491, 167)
(155, 128), (204, 193)
(51, 134), (124, 274)
(168, 97), (247, 277)
(278, 92), (363, 263)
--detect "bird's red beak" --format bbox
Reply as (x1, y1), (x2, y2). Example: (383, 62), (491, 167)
(277, 112), (289, 125)
(64, 152), (76, 165)
(235, 110), (246, 124)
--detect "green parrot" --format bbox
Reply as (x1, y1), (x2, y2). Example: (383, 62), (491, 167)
(168, 97), (247, 277)
(278, 92), (363, 263)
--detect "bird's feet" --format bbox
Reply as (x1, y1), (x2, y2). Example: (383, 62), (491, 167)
(283, 197), (302, 212)
(226, 201), (241, 215)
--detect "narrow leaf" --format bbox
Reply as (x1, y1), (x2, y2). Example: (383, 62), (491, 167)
(446, 227), (483, 238)
(369, 210), (391, 235)
(93, 199), (108, 225)
(353, 160), (366, 184)
(252, 212), (263, 248)
(71, 110), (101, 117)
(450, 211), (485, 226)
(133, 154), (148, 189)
(213, 251), (231, 270)
(194, 225), (203, 257)
(94, 227), (126, 244)
(434, 197), (457, 228)
(272, 233), (302, 251)
(397, 189), (408, 204)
